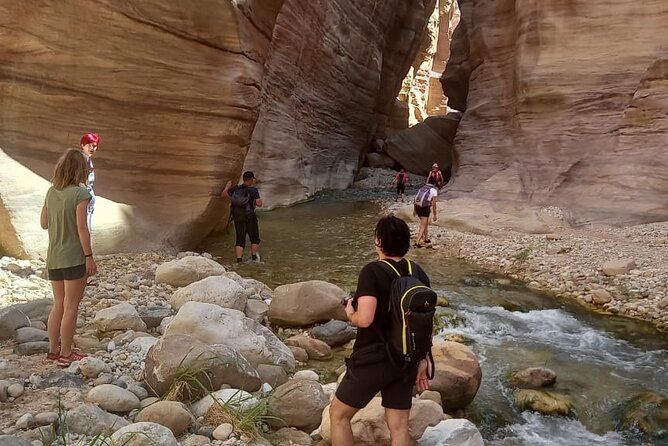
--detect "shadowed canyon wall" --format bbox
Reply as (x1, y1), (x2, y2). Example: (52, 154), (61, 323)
(0, 0), (435, 255)
(443, 0), (668, 225)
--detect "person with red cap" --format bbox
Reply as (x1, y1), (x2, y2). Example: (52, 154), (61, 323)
(79, 133), (99, 230)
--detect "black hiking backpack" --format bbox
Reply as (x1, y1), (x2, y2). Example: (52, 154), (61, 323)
(379, 259), (437, 378)
(230, 186), (251, 209)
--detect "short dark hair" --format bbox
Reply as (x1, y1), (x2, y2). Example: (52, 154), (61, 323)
(427, 176), (437, 185)
(242, 171), (255, 181)
(375, 215), (410, 257)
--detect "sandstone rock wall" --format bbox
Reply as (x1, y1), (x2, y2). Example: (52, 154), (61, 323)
(0, 0), (436, 254)
(244, 0), (436, 209)
(444, 0), (668, 225)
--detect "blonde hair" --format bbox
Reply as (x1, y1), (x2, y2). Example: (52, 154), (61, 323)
(51, 148), (89, 190)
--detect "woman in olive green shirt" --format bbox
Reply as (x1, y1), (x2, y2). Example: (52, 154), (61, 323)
(41, 148), (98, 367)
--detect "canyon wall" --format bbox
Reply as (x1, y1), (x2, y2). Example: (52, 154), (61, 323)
(444, 0), (668, 225)
(0, 0), (434, 255)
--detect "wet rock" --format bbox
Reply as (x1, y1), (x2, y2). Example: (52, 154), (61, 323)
(509, 367), (557, 389)
(602, 259), (636, 276)
(155, 256), (225, 288)
(165, 302), (295, 372)
(285, 335), (332, 360)
(86, 384), (140, 413)
(144, 334), (261, 399)
(110, 422), (178, 446)
(310, 320), (357, 347)
(419, 419), (484, 446)
(170, 276), (248, 312)
(94, 303), (147, 333)
(14, 327), (48, 343)
(135, 401), (192, 436)
(268, 379), (328, 432)
(269, 280), (348, 327)
(212, 423), (233, 440)
(257, 364), (288, 388)
(66, 403), (130, 434)
(430, 341), (482, 411)
(612, 391), (668, 436)
(514, 389), (574, 416)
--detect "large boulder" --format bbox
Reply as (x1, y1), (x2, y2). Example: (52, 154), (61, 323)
(430, 341), (481, 411)
(320, 397), (443, 445)
(267, 379), (329, 432)
(268, 280), (348, 327)
(86, 384), (141, 413)
(144, 334), (261, 398)
(66, 404), (130, 435)
(418, 419), (484, 446)
(93, 303), (147, 333)
(110, 422), (178, 446)
(155, 257), (225, 288)
(170, 276), (248, 311)
(164, 302), (295, 372)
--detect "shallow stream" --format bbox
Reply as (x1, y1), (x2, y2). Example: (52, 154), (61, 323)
(201, 191), (668, 445)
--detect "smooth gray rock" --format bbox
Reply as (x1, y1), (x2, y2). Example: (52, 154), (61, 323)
(138, 306), (171, 329)
(310, 320), (357, 347)
(110, 422), (178, 446)
(15, 327), (48, 343)
(0, 435), (32, 446)
(13, 341), (49, 356)
(67, 404), (130, 435)
(86, 384), (140, 413)
(8, 383), (25, 398)
(0, 308), (30, 340)
(36, 370), (86, 389)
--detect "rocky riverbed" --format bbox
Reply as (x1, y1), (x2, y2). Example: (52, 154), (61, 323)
(0, 253), (482, 446)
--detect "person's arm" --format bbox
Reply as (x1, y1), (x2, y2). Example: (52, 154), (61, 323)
(345, 296), (376, 328)
(40, 203), (48, 229)
(76, 199), (97, 277)
(432, 191), (438, 221)
(221, 180), (233, 198)
(416, 357), (433, 392)
(254, 188), (263, 208)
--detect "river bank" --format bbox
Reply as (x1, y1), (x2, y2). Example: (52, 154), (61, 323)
(387, 199), (668, 333)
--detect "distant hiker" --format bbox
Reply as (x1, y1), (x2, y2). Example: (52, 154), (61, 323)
(330, 215), (435, 446)
(222, 171), (263, 263)
(393, 168), (409, 202)
(413, 176), (438, 247)
(426, 162), (444, 189)
(41, 149), (96, 367)
(79, 132), (100, 231)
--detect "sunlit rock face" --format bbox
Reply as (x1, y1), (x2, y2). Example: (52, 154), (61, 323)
(244, 0), (436, 209)
(444, 0), (668, 225)
(0, 0), (435, 254)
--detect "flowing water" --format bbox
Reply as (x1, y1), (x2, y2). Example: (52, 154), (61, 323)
(201, 192), (668, 445)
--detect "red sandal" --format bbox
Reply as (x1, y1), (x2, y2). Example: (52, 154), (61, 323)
(44, 352), (60, 363)
(56, 351), (87, 367)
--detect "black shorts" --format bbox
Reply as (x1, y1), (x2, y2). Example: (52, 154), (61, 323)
(415, 205), (431, 218)
(335, 344), (419, 410)
(396, 183), (406, 194)
(233, 210), (261, 248)
(48, 264), (86, 281)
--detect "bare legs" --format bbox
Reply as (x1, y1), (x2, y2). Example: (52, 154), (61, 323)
(235, 246), (244, 260)
(330, 397), (412, 446)
(415, 216), (429, 245)
(47, 278), (86, 357)
(329, 397), (359, 446)
(251, 243), (260, 256)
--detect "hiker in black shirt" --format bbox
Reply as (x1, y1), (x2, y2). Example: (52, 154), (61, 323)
(222, 171), (263, 263)
(330, 215), (433, 446)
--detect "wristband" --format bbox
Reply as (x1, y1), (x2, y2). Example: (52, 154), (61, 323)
(85, 254), (93, 258)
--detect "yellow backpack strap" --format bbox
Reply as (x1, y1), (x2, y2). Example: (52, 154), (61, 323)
(406, 259), (413, 276)
(379, 260), (401, 277)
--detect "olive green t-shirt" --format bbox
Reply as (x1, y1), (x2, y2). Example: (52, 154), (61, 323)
(45, 185), (91, 269)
